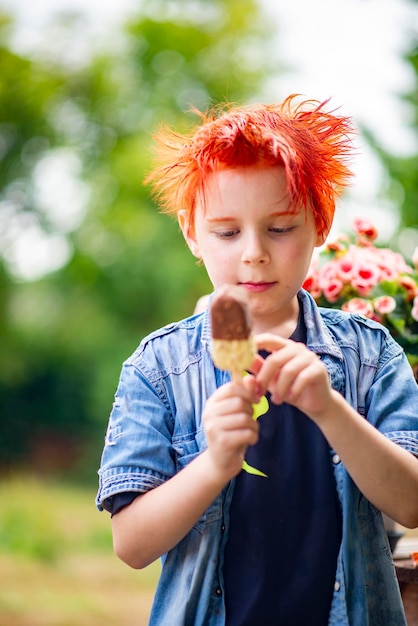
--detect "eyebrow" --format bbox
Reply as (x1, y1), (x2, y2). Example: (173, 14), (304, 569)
(206, 217), (235, 223)
(269, 210), (298, 217)
(206, 210), (298, 223)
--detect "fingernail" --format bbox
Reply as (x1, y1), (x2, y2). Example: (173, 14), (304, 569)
(254, 382), (263, 400)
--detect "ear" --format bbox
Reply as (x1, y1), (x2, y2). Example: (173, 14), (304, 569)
(315, 224), (331, 248)
(178, 210), (201, 259)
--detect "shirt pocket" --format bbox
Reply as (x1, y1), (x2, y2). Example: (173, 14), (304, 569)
(173, 429), (223, 531)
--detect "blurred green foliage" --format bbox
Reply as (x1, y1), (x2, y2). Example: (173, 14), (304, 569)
(0, 476), (159, 624)
(1, 0), (417, 482)
(360, 0), (418, 233)
(0, 476), (112, 561)
(0, 0), (278, 479)
(380, 38), (418, 231)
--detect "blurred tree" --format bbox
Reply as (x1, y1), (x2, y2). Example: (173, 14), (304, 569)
(384, 38), (418, 232)
(359, 0), (418, 238)
(0, 0), (279, 477)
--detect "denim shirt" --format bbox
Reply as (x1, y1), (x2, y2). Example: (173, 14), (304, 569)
(97, 289), (418, 626)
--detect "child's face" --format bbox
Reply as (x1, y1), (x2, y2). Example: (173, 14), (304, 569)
(179, 165), (326, 333)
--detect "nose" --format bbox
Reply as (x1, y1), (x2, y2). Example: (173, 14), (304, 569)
(241, 233), (269, 264)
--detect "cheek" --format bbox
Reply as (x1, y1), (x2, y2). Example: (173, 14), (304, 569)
(203, 252), (231, 273)
(200, 240), (233, 262)
(200, 247), (236, 283)
(282, 238), (315, 273)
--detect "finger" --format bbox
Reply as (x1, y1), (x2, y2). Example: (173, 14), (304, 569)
(270, 354), (314, 403)
(205, 413), (259, 436)
(241, 370), (264, 403)
(257, 346), (316, 402)
(284, 359), (328, 402)
(204, 388), (256, 421)
(212, 380), (253, 404)
(254, 333), (290, 352)
(272, 353), (325, 407)
(247, 353), (265, 376)
(204, 413), (260, 456)
(254, 343), (299, 388)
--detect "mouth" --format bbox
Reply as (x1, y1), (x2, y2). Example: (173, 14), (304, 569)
(239, 282), (276, 293)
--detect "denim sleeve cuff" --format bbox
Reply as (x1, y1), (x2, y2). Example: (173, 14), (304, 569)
(386, 430), (418, 457)
(96, 466), (169, 512)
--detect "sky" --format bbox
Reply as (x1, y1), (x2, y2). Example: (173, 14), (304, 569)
(264, 0), (417, 155)
(1, 0), (418, 279)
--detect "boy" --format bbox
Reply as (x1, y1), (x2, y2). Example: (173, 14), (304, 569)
(96, 96), (418, 625)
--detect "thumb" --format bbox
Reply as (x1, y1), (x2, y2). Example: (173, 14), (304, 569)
(248, 353), (265, 376)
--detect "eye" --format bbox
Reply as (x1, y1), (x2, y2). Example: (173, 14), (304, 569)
(269, 226), (294, 234)
(215, 229), (239, 239)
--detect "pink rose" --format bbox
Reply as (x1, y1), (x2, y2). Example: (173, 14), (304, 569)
(335, 257), (354, 283)
(342, 298), (374, 318)
(302, 273), (321, 299)
(373, 295), (396, 315)
(374, 249), (402, 280)
(353, 217), (378, 242)
(303, 258), (321, 298)
(326, 234), (350, 252)
(317, 261), (338, 290)
(399, 276), (418, 300)
(376, 248), (412, 277)
(322, 278), (344, 303)
(351, 263), (380, 296)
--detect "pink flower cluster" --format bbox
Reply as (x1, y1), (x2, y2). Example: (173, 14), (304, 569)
(303, 218), (418, 353)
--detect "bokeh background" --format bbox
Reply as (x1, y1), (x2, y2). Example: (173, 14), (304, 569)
(0, 0), (417, 623)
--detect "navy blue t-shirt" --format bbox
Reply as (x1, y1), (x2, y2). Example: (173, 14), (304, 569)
(223, 317), (342, 626)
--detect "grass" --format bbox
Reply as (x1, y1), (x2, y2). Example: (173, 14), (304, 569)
(2, 474), (416, 626)
(0, 475), (159, 626)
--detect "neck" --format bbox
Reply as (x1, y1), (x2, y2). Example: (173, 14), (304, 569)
(253, 301), (300, 339)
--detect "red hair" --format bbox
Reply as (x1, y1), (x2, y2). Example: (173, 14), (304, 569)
(145, 95), (356, 238)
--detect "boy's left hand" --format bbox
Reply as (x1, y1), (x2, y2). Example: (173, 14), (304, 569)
(250, 333), (333, 423)
(250, 335), (418, 529)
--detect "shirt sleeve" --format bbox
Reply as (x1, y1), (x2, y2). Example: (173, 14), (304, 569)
(110, 492), (140, 517)
(366, 348), (418, 456)
(96, 360), (176, 513)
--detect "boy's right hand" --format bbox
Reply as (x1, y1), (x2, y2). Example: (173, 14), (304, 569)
(202, 375), (260, 482)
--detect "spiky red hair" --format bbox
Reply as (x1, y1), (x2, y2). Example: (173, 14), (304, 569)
(145, 95), (356, 237)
